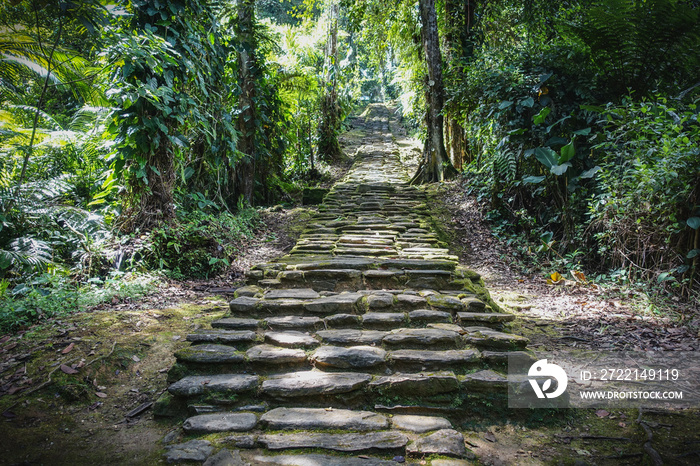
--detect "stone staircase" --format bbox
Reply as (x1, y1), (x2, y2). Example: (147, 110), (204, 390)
(159, 106), (532, 465)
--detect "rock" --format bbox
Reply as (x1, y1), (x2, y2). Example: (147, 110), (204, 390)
(183, 413), (257, 433)
(265, 288), (320, 300)
(388, 349), (480, 368)
(461, 297), (486, 311)
(369, 372), (459, 396)
(234, 286), (262, 298)
(266, 316), (322, 330)
(391, 415), (452, 433)
(229, 297), (260, 313)
(382, 328), (460, 348)
(164, 439), (214, 463)
(324, 314), (362, 328)
(361, 312), (405, 329)
(264, 331), (318, 348)
(202, 449), (248, 466)
(250, 453), (398, 465)
(311, 346), (386, 369)
(304, 293), (364, 314)
(406, 429), (467, 458)
(461, 369), (508, 391)
(426, 295), (466, 311)
(224, 435), (256, 449)
(261, 371), (371, 397)
(175, 344), (245, 364)
(260, 407), (388, 431)
(168, 375), (259, 397)
(408, 310), (452, 324)
(259, 432), (408, 452)
(367, 293), (395, 309)
(457, 312), (514, 325)
(317, 329), (387, 346)
(481, 350), (535, 365)
(212, 318), (259, 330)
(186, 329), (257, 345)
(245, 345), (306, 365)
(462, 327), (529, 350)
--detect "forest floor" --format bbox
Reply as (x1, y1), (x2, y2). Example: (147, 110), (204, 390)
(1, 107), (699, 465)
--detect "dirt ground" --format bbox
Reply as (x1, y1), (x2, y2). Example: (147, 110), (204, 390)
(1, 112), (699, 465)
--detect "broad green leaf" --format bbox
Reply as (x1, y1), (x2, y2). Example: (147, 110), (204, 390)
(687, 217), (700, 229)
(657, 272), (675, 283)
(522, 175), (546, 184)
(551, 163), (571, 176)
(533, 107), (551, 124)
(580, 166), (602, 179)
(573, 127), (591, 136)
(534, 147), (557, 168)
(498, 100), (513, 110)
(559, 140), (575, 163)
(687, 249), (700, 259)
(520, 97), (534, 107)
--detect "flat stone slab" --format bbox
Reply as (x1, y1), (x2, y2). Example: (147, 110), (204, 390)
(260, 407), (388, 431)
(164, 440), (214, 463)
(426, 295), (466, 311)
(265, 288), (320, 300)
(369, 372), (459, 396)
(396, 294), (427, 307)
(407, 429), (467, 458)
(202, 449), (247, 466)
(457, 312), (515, 324)
(212, 318), (259, 330)
(246, 345), (307, 365)
(392, 415), (452, 433)
(462, 327), (529, 350)
(461, 369), (508, 391)
(367, 293), (395, 309)
(182, 413), (257, 433)
(382, 328), (460, 347)
(169, 375), (259, 397)
(461, 297), (486, 311)
(362, 312), (405, 328)
(311, 346), (387, 369)
(266, 316), (322, 330)
(175, 344), (245, 364)
(388, 349), (480, 367)
(324, 314), (362, 327)
(261, 371), (372, 397)
(186, 329), (257, 344)
(264, 331), (318, 348)
(229, 296), (260, 313)
(250, 454), (399, 465)
(259, 432), (408, 452)
(304, 293), (364, 314)
(317, 329), (387, 346)
(409, 310), (452, 324)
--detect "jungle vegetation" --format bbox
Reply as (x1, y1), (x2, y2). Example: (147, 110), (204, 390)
(1, 0), (698, 331)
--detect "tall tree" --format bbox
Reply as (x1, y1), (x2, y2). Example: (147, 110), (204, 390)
(234, 0), (258, 204)
(318, 0), (342, 161)
(413, 0), (456, 183)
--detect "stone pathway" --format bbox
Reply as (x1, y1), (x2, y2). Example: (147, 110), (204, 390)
(159, 105), (531, 465)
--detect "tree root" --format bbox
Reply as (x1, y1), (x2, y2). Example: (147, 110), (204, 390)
(637, 407), (664, 466)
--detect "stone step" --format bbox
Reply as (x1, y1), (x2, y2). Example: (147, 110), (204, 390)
(258, 431), (408, 453)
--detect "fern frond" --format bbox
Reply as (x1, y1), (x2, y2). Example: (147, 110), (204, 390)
(0, 237), (52, 272)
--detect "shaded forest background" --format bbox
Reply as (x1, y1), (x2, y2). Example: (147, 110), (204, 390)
(1, 0), (698, 332)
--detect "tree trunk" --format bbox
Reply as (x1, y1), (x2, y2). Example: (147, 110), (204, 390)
(235, 0), (256, 205)
(318, 1), (342, 161)
(417, 0), (455, 183)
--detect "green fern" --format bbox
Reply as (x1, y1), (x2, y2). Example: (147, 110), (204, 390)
(493, 148), (517, 183)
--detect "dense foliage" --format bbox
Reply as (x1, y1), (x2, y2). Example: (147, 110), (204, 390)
(1, 0), (698, 332)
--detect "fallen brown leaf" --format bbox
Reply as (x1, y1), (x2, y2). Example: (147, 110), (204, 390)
(60, 364), (79, 375)
(61, 343), (75, 354)
(95, 392), (107, 398)
(595, 409), (610, 418)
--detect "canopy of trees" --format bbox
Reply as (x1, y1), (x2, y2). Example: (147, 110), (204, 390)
(1, 0), (698, 331)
